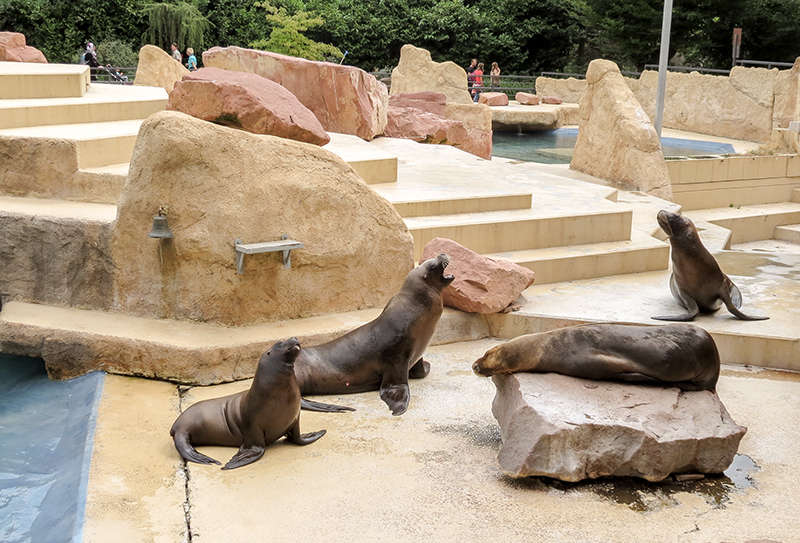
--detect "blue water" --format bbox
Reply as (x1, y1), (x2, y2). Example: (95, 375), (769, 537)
(492, 127), (736, 164)
(0, 354), (104, 543)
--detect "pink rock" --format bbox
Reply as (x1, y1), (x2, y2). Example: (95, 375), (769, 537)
(515, 92), (540, 105)
(389, 91), (447, 115)
(478, 92), (509, 106)
(542, 96), (563, 104)
(0, 32), (47, 63)
(421, 238), (534, 313)
(168, 67), (329, 146)
(385, 105), (467, 145)
(203, 46), (387, 140)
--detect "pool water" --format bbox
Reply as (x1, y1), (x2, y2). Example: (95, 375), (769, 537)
(492, 128), (736, 164)
(0, 354), (104, 543)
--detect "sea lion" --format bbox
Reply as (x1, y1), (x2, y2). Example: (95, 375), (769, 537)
(653, 210), (768, 321)
(297, 253), (454, 416)
(170, 337), (326, 469)
(472, 323), (720, 391)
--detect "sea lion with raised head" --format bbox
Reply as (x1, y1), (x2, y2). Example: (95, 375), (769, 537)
(473, 323), (720, 391)
(297, 253), (454, 416)
(170, 337), (326, 469)
(653, 210), (768, 321)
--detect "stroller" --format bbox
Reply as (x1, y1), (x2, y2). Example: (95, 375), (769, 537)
(100, 64), (129, 83)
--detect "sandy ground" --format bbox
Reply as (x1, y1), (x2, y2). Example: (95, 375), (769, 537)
(84, 340), (800, 543)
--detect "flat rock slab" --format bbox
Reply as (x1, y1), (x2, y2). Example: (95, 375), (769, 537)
(492, 372), (746, 482)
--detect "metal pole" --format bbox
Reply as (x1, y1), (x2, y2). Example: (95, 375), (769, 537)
(654, 0), (673, 136)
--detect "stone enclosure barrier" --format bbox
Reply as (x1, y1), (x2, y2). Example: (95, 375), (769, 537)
(536, 58), (800, 143)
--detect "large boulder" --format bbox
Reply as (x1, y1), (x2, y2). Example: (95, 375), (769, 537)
(421, 238), (534, 313)
(570, 59), (672, 199)
(773, 57), (800, 129)
(389, 91), (447, 115)
(203, 46), (387, 141)
(492, 372), (747, 482)
(534, 76), (587, 104)
(0, 32), (46, 63)
(134, 44), (188, 92)
(390, 44), (473, 104)
(111, 111), (414, 326)
(385, 105), (467, 145)
(168, 67), (329, 145)
(478, 92), (509, 106)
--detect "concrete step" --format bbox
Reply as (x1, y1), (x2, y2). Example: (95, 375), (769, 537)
(0, 61), (90, 99)
(385, 191), (533, 218)
(0, 120), (142, 169)
(0, 194), (117, 222)
(685, 202), (800, 244)
(404, 207), (632, 261)
(0, 301), (488, 384)
(485, 235), (668, 284)
(71, 163), (130, 204)
(323, 133), (397, 184)
(792, 188), (800, 203)
(774, 223), (800, 243)
(0, 83), (167, 129)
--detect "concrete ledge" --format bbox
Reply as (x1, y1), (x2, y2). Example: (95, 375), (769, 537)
(0, 61), (89, 99)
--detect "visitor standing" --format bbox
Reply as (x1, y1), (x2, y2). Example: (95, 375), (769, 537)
(171, 43), (182, 63)
(490, 62), (501, 88)
(82, 42), (99, 67)
(472, 62), (484, 102)
(466, 58), (477, 91)
(186, 48), (197, 71)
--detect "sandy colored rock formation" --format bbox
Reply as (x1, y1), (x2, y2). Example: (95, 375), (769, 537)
(491, 107), (558, 132)
(203, 46), (387, 140)
(0, 136), (78, 198)
(388, 92), (492, 159)
(112, 111), (413, 326)
(541, 96), (562, 104)
(134, 44), (189, 92)
(390, 44), (472, 104)
(773, 57), (800, 129)
(492, 372), (747, 482)
(535, 76), (586, 103)
(422, 238), (534, 313)
(385, 105), (467, 145)
(0, 32), (47, 62)
(571, 59), (672, 199)
(169, 67), (329, 145)
(515, 92), (540, 105)
(478, 92), (509, 106)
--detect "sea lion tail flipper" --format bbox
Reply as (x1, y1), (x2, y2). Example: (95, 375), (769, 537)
(652, 292), (699, 321)
(173, 431), (221, 465)
(720, 281), (769, 321)
(222, 445), (266, 470)
(301, 397), (355, 412)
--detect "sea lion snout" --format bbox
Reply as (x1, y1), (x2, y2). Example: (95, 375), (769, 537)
(657, 209), (674, 236)
(472, 347), (502, 376)
(421, 253), (455, 287)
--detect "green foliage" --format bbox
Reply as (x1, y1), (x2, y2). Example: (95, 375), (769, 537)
(249, 1), (342, 61)
(96, 39), (139, 66)
(141, 1), (211, 51)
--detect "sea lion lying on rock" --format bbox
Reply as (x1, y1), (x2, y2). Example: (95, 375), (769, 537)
(297, 253), (454, 416)
(171, 337), (326, 469)
(653, 210), (768, 321)
(472, 323), (720, 391)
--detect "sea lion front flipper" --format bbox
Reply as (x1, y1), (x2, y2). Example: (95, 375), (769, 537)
(719, 279), (769, 321)
(300, 398), (355, 412)
(222, 445), (266, 470)
(379, 358), (412, 416)
(285, 418), (326, 445)
(653, 277), (700, 321)
(408, 358), (431, 379)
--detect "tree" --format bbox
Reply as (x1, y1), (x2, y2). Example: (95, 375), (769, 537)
(141, 1), (211, 51)
(249, 1), (342, 61)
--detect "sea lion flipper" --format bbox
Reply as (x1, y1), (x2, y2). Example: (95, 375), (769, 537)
(172, 431), (222, 465)
(300, 398), (355, 412)
(222, 444), (266, 470)
(286, 419), (327, 445)
(380, 383), (410, 416)
(408, 358), (431, 379)
(653, 280), (699, 321)
(720, 281), (769, 321)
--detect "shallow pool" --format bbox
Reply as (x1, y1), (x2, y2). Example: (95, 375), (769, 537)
(0, 354), (104, 543)
(492, 128), (737, 164)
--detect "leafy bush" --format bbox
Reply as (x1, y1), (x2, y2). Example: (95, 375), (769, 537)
(97, 39), (139, 66)
(249, 1), (342, 62)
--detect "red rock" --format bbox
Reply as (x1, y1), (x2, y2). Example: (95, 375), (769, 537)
(0, 32), (47, 63)
(421, 238), (534, 313)
(385, 105), (467, 145)
(203, 46), (387, 140)
(542, 96), (563, 104)
(168, 67), (329, 146)
(389, 91), (447, 115)
(478, 92), (509, 106)
(515, 92), (540, 105)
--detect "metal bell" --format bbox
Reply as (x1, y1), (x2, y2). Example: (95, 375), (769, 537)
(148, 214), (173, 239)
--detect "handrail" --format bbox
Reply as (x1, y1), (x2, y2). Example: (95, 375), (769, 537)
(735, 59), (794, 69)
(642, 64), (731, 75)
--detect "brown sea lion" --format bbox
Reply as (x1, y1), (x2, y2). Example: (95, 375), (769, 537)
(170, 337), (326, 470)
(297, 253), (454, 416)
(472, 323), (720, 391)
(653, 210), (768, 321)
